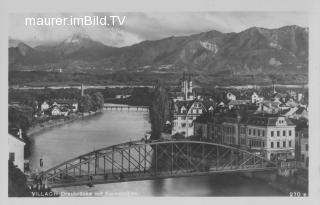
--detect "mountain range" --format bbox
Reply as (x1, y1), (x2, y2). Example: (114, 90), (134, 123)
(9, 25), (308, 76)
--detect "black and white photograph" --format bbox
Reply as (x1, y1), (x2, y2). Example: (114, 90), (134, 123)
(2, 0), (320, 201)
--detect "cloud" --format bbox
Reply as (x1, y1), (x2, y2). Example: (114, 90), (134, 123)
(9, 12), (308, 47)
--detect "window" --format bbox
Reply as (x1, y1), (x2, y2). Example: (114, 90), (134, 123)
(253, 129), (256, 135)
(301, 154), (305, 162)
(277, 142), (280, 148)
(271, 131), (274, 137)
(262, 141), (265, 147)
(306, 144), (308, 151)
(9, 153), (15, 162)
(289, 140), (292, 147)
(271, 142), (274, 148)
(283, 130), (286, 136)
(249, 129), (251, 135)
(283, 141), (286, 148)
(258, 130), (260, 136)
(277, 131), (280, 137)
(262, 130), (265, 137)
(289, 130), (292, 136)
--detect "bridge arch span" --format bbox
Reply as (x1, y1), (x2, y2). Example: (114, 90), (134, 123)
(40, 140), (278, 188)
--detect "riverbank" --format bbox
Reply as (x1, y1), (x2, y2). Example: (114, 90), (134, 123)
(27, 111), (102, 137)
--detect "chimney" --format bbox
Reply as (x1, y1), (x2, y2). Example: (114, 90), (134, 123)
(18, 129), (23, 139)
(81, 84), (84, 97)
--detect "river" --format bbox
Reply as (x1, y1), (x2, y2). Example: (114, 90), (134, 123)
(28, 104), (285, 196)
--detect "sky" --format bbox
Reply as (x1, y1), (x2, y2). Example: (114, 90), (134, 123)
(9, 12), (308, 47)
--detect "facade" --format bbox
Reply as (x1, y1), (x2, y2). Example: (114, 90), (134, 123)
(194, 113), (211, 140)
(53, 99), (79, 112)
(194, 112), (296, 161)
(208, 112), (242, 145)
(41, 101), (50, 111)
(171, 74), (213, 137)
(251, 92), (263, 103)
(51, 106), (61, 116)
(295, 127), (308, 169)
(240, 114), (296, 160)
(226, 92), (236, 101)
(172, 99), (207, 137)
(8, 133), (25, 171)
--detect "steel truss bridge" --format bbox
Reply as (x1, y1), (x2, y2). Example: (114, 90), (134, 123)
(39, 140), (278, 188)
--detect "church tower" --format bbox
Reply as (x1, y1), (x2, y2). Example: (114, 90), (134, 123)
(180, 72), (194, 101)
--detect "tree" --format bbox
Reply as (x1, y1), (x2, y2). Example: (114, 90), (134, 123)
(91, 92), (104, 111)
(78, 94), (93, 113)
(8, 106), (33, 131)
(150, 82), (170, 140)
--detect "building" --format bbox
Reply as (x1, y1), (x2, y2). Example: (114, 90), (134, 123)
(8, 131), (25, 171)
(240, 114), (296, 160)
(228, 100), (250, 110)
(53, 99), (79, 112)
(180, 73), (194, 101)
(50, 106), (61, 116)
(225, 92), (236, 101)
(41, 101), (50, 111)
(194, 113), (212, 140)
(251, 92), (263, 103)
(171, 99), (207, 137)
(295, 126), (308, 169)
(171, 74), (215, 137)
(173, 73), (195, 101)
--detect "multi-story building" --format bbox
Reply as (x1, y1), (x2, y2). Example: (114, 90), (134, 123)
(198, 112), (243, 145)
(172, 99), (207, 137)
(295, 126), (308, 169)
(194, 111), (296, 161)
(171, 74), (214, 137)
(240, 114), (296, 160)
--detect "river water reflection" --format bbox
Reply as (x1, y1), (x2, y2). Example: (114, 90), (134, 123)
(28, 105), (285, 196)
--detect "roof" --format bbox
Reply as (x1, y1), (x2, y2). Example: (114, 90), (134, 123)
(271, 92), (287, 100)
(228, 100), (250, 105)
(174, 99), (195, 112)
(241, 114), (295, 126)
(201, 99), (216, 109)
(9, 134), (25, 144)
(295, 107), (307, 115)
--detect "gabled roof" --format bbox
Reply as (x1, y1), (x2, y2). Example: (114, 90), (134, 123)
(9, 134), (25, 144)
